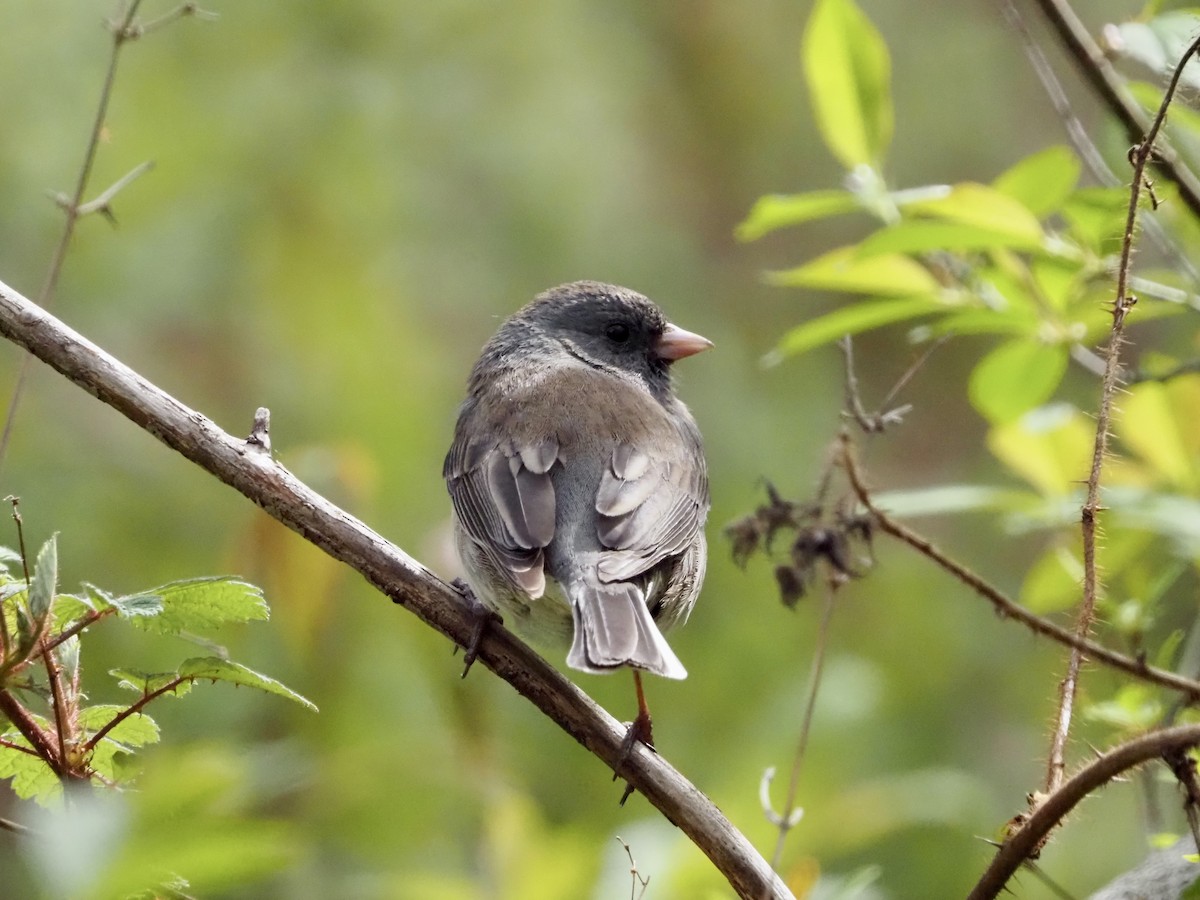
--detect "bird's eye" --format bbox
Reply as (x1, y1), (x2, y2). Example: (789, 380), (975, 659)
(605, 322), (631, 344)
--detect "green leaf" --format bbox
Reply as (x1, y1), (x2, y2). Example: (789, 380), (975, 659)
(767, 246), (941, 295)
(0, 718), (61, 806)
(988, 404), (1094, 496)
(1084, 684), (1161, 731)
(899, 182), (1046, 241)
(110, 668), (194, 698)
(179, 657), (317, 711)
(736, 191), (861, 241)
(1062, 186), (1128, 252)
(28, 535), (57, 624)
(766, 297), (944, 363)
(802, 0), (893, 169)
(858, 220), (1043, 257)
(1118, 381), (1200, 491)
(993, 147), (1081, 217)
(968, 340), (1068, 423)
(80, 705), (161, 748)
(1021, 545), (1083, 614)
(122, 577), (268, 634)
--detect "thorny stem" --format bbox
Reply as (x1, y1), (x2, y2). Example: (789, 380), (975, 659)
(0, 0), (147, 476)
(968, 724), (1200, 899)
(1047, 29), (1200, 798)
(839, 433), (1200, 701)
(39, 607), (116, 655)
(0, 689), (61, 775)
(39, 640), (70, 779)
(1027, 0), (1200, 220)
(83, 675), (188, 752)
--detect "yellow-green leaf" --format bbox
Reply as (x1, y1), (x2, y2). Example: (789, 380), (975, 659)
(898, 183), (1044, 243)
(767, 246), (940, 295)
(766, 297), (944, 363)
(987, 403), (1093, 495)
(736, 191), (860, 241)
(993, 146), (1081, 217)
(802, 0), (893, 169)
(1118, 380), (1200, 491)
(968, 339), (1067, 423)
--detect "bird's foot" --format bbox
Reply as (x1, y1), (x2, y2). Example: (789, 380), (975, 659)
(614, 706), (656, 805)
(451, 578), (501, 678)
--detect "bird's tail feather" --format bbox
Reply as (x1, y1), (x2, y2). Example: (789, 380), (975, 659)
(566, 582), (686, 679)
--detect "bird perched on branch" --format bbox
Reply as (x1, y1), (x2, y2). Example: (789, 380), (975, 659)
(444, 281), (711, 761)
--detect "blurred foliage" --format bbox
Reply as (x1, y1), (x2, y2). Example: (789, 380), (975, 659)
(5, 0), (1200, 897)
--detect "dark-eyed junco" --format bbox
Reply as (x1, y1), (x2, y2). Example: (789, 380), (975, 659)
(444, 281), (711, 748)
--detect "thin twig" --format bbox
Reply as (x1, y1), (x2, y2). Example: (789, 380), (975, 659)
(968, 724), (1200, 899)
(39, 607), (116, 655)
(839, 434), (1200, 700)
(83, 675), (187, 752)
(1001, 0), (1200, 288)
(1027, 0), (1200, 220)
(0, 816), (33, 836)
(763, 580), (838, 892)
(0, 0), (147, 476)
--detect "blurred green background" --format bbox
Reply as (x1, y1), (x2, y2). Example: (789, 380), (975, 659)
(0, 1), (1161, 897)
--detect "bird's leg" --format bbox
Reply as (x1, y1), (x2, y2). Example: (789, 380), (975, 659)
(615, 669), (655, 804)
(450, 577), (501, 678)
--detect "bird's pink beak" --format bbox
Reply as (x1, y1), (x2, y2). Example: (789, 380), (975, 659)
(656, 323), (713, 361)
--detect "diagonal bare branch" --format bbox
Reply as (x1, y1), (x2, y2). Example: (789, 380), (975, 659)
(0, 276), (791, 900)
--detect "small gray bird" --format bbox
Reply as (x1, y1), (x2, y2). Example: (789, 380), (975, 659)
(444, 281), (711, 743)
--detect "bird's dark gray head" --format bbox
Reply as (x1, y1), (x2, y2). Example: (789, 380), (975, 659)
(491, 281), (711, 391)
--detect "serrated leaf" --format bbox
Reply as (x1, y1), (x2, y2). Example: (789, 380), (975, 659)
(179, 657), (317, 711)
(993, 147), (1081, 217)
(80, 705), (161, 748)
(767, 297), (944, 363)
(56, 634), (80, 683)
(736, 191), (861, 241)
(767, 246), (941, 295)
(28, 535), (57, 624)
(110, 668), (194, 698)
(0, 729), (61, 806)
(802, 0), (893, 169)
(968, 340), (1068, 423)
(122, 577), (268, 634)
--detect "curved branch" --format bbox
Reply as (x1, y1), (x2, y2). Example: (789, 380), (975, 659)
(1027, 0), (1200, 220)
(967, 723), (1200, 899)
(0, 278), (791, 900)
(839, 434), (1200, 701)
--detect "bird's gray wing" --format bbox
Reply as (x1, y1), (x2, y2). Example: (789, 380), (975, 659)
(444, 429), (559, 598)
(593, 418), (708, 584)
